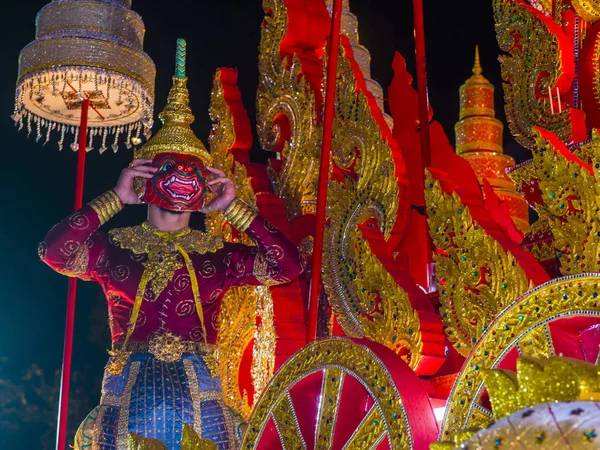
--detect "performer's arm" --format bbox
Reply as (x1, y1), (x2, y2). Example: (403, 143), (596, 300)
(39, 159), (156, 281)
(38, 191), (122, 280)
(223, 198), (303, 287)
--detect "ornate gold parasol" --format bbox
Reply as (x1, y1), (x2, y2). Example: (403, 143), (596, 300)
(13, 0), (155, 152)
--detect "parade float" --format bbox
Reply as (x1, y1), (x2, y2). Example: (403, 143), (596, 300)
(13, 0), (600, 448)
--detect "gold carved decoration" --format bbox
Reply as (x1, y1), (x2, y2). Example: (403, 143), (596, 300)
(572, 0), (600, 21)
(256, 0), (322, 219)
(425, 172), (531, 357)
(434, 356), (600, 449)
(207, 69), (256, 218)
(215, 286), (275, 421)
(494, 0), (579, 150)
(127, 425), (218, 450)
(528, 129), (600, 275)
(321, 44), (421, 369)
(482, 356), (600, 420)
(439, 274), (600, 438)
(241, 338), (413, 449)
(206, 70), (275, 420)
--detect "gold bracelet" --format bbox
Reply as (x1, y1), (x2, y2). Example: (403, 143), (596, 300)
(89, 190), (124, 225)
(223, 198), (258, 232)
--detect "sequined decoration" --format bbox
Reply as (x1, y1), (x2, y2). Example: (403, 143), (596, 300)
(456, 401), (600, 449)
(205, 68), (276, 421)
(440, 274), (600, 438)
(425, 173), (531, 356)
(321, 43), (421, 370)
(482, 356), (600, 420)
(493, 0), (585, 150)
(256, 0), (322, 219)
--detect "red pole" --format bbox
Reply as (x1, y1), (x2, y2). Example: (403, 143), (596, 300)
(56, 98), (89, 450)
(412, 0), (434, 291)
(413, 0), (431, 169)
(307, 0), (343, 342)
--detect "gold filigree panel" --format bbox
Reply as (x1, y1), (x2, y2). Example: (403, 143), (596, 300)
(425, 172), (530, 356)
(206, 69), (275, 420)
(256, 0), (322, 219)
(321, 46), (421, 369)
(529, 129), (600, 275)
(494, 0), (577, 149)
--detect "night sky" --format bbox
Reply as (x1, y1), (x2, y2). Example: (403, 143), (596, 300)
(0, 1), (526, 447)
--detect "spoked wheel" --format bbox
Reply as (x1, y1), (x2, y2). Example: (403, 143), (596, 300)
(241, 337), (438, 450)
(440, 274), (600, 439)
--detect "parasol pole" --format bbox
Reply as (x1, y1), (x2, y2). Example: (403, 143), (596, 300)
(412, 0), (434, 292)
(307, 0), (344, 342)
(56, 98), (89, 450)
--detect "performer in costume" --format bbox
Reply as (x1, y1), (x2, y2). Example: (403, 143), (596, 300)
(39, 40), (303, 450)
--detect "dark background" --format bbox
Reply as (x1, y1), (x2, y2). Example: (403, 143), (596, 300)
(0, 1), (528, 447)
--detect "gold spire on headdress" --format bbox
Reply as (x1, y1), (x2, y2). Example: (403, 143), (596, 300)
(134, 39), (212, 164)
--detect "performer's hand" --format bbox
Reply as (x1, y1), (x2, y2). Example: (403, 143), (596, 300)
(200, 167), (236, 213)
(114, 159), (157, 205)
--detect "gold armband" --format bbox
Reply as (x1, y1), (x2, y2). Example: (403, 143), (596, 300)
(89, 190), (124, 225)
(223, 198), (258, 232)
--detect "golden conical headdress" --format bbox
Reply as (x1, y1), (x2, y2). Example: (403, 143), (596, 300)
(134, 39), (212, 165)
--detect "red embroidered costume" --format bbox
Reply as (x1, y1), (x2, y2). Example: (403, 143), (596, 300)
(39, 195), (302, 347)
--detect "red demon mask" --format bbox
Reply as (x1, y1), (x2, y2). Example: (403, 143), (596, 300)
(139, 152), (210, 211)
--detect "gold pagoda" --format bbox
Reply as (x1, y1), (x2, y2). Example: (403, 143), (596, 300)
(455, 47), (529, 232)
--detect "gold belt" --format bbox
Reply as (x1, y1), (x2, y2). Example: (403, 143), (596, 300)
(108, 331), (218, 376)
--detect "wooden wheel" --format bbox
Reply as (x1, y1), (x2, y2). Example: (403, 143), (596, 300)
(241, 337), (438, 450)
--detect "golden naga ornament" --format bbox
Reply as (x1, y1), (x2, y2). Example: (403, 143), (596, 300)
(425, 173), (531, 357)
(256, 0), (322, 219)
(205, 67), (276, 420)
(493, 0), (586, 150)
(321, 44), (421, 370)
(525, 129), (600, 276)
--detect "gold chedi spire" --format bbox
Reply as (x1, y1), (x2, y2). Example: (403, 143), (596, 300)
(457, 46), (499, 137)
(455, 46), (529, 232)
(135, 39), (212, 165)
